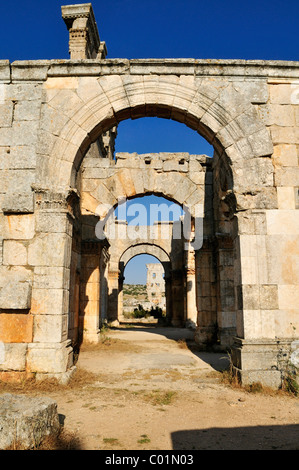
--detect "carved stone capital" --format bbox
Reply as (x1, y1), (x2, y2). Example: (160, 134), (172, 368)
(62, 3), (106, 59)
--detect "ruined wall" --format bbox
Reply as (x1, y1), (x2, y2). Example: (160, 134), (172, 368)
(0, 57), (298, 386)
(79, 151), (212, 221)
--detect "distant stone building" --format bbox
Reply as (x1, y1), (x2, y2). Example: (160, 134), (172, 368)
(146, 264), (166, 309)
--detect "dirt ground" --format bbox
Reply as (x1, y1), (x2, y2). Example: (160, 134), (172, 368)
(2, 325), (299, 450)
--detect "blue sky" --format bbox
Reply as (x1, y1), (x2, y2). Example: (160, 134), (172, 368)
(1, 0), (297, 283)
(125, 254), (162, 284)
(1, 0), (298, 62)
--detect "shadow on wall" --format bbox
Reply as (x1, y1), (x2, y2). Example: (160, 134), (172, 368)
(171, 425), (299, 450)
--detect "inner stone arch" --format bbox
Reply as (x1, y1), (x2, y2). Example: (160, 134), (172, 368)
(104, 192), (188, 327)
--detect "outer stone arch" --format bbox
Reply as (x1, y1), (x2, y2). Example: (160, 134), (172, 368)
(41, 74), (274, 200)
(35, 65), (282, 387)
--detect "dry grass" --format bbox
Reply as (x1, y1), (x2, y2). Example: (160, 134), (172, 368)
(0, 368), (100, 395)
(103, 437), (120, 446)
(4, 429), (81, 451)
(220, 366), (296, 397)
(142, 389), (177, 406)
(35, 430), (81, 450)
(137, 434), (151, 444)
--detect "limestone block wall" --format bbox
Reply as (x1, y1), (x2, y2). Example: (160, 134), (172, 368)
(260, 82), (299, 341)
(80, 152), (212, 222)
(233, 81), (299, 343)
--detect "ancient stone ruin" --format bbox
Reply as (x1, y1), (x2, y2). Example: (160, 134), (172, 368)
(0, 3), (298, 388)
(146, 263), (166, 310)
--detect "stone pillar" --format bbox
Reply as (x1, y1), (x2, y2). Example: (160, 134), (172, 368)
(231, 211), (282, 388)
(185, 244), (198, 329)
(117, 272), (125, 324)
(62, 3), (107, 59)
(80, 241), (103, 344)
(164, 276), (172, 323)
(216, 234), (236, 348)
(194, 240), (218, 347)
(100, 246), (110, 324)
(26, 190), (75, 382)
(0, 212), (34, 382)
(108, 270), (120, 324)
(68, 231), (81, 347)
(171, 270), (184, 327)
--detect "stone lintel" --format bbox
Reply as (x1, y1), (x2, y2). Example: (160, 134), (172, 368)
(2, 59), (299, 82)
(115, 152), (212, 163)
(10, 61), (50, 81)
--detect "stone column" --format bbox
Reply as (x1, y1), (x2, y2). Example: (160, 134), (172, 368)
(26, 189), (75, 382)
(80, 241), (103, 344)
(215, 234), (236, 348)
(185, 244), (198, 329)
(100, 246), (110, 324)
(164, 275), (172, 323)
(194, 240), (218, 347)
(108, 270), (120, 324)
(117, 272), (125, 325)
(68, 231), (81, 347)
(171, 270), (184, 327)
(231, 211), (282, 388)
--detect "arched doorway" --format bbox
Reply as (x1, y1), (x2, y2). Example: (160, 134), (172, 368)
(118, 247), (173, 326)
(120, 254), (167, 324)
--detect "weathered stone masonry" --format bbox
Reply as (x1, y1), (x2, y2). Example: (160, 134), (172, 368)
(0, 3), (298, 387)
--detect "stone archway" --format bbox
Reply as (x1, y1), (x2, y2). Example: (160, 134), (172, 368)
(37, 72), (274, 357)
(32, 74), (276, 383)
(2, 4), (299, 389)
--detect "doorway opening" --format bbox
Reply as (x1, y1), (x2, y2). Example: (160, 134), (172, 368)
(121, 254), (166, 324)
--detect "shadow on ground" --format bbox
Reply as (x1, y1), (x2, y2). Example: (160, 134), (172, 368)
(110, 325), (230, 372)
(171, 424), (299, 450)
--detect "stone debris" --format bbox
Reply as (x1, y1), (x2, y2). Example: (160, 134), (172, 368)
(0, 394), (61, 450)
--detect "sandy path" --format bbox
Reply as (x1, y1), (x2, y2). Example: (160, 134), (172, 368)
(43, 326), (299, 450)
